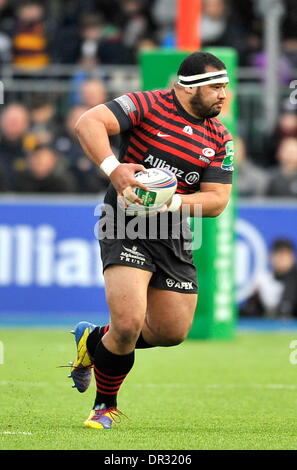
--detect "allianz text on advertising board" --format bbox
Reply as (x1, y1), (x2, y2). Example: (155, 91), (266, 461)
(0, 200), (297, 314)
(0, 218), (269, 307)
(0, 224), (104, 287)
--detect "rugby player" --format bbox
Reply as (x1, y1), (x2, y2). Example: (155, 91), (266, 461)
(71, 51), (234, 429)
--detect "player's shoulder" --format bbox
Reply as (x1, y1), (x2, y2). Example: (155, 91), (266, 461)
(126, 89), (173, 113)
(207, 117), (232, 141)
(130, 88), (172, 101)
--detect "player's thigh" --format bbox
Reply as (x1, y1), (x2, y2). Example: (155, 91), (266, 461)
(146, 286), (198, 342)
(104, 265), (153, 328)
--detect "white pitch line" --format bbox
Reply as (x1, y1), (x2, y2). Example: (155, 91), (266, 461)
(207, 383), (297, 390)
(3, 431), (32, 436)
(132, 383), (297, 390)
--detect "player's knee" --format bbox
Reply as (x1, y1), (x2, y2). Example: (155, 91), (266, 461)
(163, 331), (188, 346)
(112, 317), (143, 345)
(160, 321), (192, 346)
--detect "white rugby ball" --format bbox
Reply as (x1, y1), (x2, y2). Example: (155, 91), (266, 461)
(124, 168), (177, 216)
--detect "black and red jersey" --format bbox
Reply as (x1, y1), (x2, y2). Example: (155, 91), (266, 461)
(105, 89), (233, 196)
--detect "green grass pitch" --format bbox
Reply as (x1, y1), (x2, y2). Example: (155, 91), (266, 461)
(1, 329), (297, 450)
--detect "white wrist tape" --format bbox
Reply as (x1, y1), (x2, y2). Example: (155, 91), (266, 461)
(100, 155), (120, 177)
(167, 194), (182, 212)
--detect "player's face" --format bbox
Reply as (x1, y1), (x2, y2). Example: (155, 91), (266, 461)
(190, 82), (227, 119)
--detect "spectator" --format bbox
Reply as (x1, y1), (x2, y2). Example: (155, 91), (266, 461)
(55, 106), (110, 193)
(264, 112), (297, 167)
(54, 13), (131, 65)
(0, 0), (14, 32)
(0, 160), (9, 191)
(152, 0), (176, 45)
(15, 145), (78, 193)
(136, 35), (159, 56)
(119, 0), (156, 63)
(200, 0), (248, 65)
(0, 104), (30, 187)
(0, 0), (12, 64)
(55, 106), (87, 162)
(266, 137), (297, 197)
(80, 78), (107, 109)
(282, 0), (297, 69)
(240, 239), (297, 319)
(11, 1), (51, 71)
(235, 137), (268, 197)
(80, 13), (131, 65)
(27, 96), (57, 147)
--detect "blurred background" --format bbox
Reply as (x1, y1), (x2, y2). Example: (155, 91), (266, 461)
(0, 0), (296, 329)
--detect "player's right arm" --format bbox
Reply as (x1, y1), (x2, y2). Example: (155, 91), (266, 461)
(75, 104), (147, 203)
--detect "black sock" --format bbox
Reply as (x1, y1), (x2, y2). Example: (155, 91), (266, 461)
(87, 326), (153, 357)
(135, 332), (154, 349)
(93, 341), (135, 408)
(86, 327), (101, 358)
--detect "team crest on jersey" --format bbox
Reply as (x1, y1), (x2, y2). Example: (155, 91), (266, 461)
(183, 125), (193, 135)
(202, 147), (215, 157)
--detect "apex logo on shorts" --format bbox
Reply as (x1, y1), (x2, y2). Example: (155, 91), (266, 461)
(166, 278), (193, 290)
(120, 245), (146, 266)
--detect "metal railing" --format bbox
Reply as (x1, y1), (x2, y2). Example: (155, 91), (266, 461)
(0, 63), (294, 159)
(1, 64), (141, 95)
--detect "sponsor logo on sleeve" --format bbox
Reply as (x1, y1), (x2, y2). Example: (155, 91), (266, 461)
(221, 140), (234, 171)
(114, 95), (136, 115)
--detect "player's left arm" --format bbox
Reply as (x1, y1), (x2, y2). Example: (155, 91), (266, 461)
(178, 129), (234, 217)
(179, 182), (232, 217)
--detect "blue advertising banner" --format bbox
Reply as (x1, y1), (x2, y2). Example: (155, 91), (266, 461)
(0, 197), (297, 326)
(236, 201), (297, 304)
(0, 196), (108, 326)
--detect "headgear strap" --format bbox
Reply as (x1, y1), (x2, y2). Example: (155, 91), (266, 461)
(178, 69), (229, 87)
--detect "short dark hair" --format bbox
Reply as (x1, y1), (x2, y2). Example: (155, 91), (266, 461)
(178, 52), (226, 77)
(17, 0), (43, 10)
(271, 238), (295, 253)
(31, 144), (56, 155)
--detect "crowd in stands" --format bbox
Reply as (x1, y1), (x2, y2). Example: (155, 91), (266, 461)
(0, 0), (296, 195)
(240, 238), (297, 319)
(0, 78), (112, 193)
(0, 0), (296, 69)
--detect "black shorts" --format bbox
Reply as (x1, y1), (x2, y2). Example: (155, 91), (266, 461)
(99, 237), (198, 294)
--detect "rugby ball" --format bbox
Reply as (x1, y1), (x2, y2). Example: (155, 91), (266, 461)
(124, 168), (177, 216)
